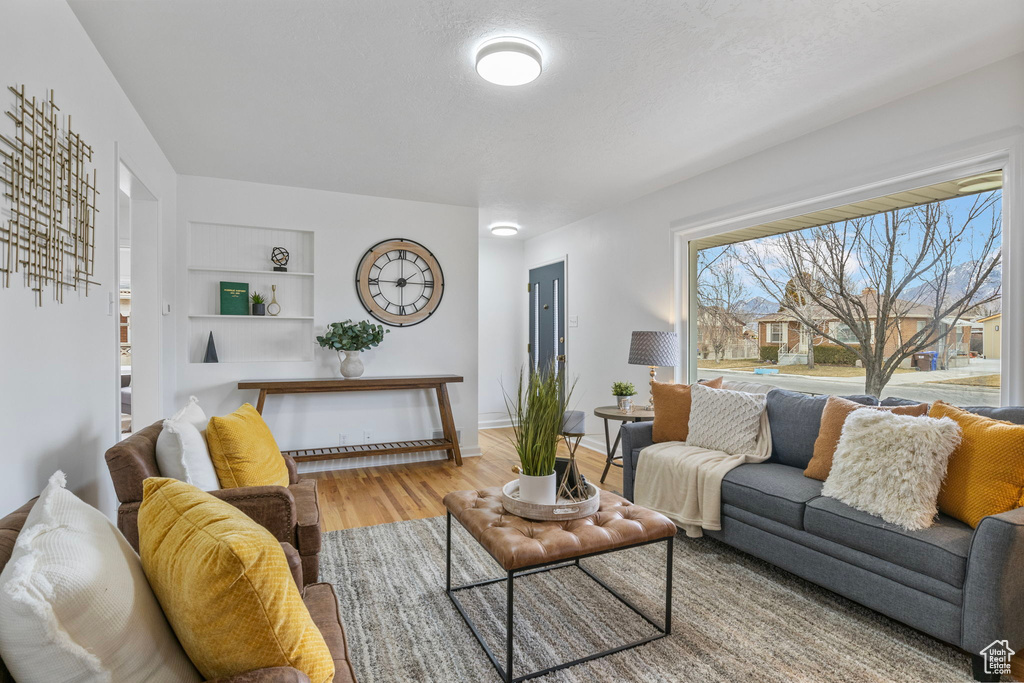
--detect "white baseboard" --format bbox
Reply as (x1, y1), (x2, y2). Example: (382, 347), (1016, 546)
(479, 416), (514, 430)
(296, 445), (481, 475)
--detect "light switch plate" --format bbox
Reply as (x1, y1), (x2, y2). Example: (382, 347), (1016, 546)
(569, 315), (579, 328)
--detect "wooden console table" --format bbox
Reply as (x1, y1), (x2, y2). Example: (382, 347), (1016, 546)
(238, 375), (464, 466)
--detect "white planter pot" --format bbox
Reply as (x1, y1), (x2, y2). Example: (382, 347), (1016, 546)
(338, 350), (364, 378)
(518, 472), (557, 505)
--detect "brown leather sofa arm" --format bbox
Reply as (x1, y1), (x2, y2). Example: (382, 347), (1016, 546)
(205, 667), (311, 683)
(104, 421), (164, 503)
(288, 479), (322, 554)
(280, 542), (304, 591)
(209, 486), (298, 544)
(283, 452), (299, 485)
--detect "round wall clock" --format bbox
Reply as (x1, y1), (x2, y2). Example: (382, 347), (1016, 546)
(355, 238), (444, 327)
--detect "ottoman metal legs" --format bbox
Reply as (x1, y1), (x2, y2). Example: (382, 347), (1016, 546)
(445, 512), (673, 683)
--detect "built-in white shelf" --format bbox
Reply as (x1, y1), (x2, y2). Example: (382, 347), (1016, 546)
(189, 314), (314, 320)
(188, 221), (315, 363)
(188, 267), (314, 278)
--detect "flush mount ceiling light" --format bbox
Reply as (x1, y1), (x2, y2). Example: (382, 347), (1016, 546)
(489, 223), (520, 237)
(475, 37), (542, 86)
(956, 172), (1003, 193)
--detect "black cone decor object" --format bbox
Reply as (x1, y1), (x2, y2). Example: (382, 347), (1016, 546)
(203, 331), (219, 363)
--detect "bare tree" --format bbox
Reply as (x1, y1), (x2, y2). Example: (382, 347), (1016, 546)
(697, 247), (749, 363)
(738, 192), (1000, 396)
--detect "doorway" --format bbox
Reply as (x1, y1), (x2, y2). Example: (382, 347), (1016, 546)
(116, 161), (159, 436)
(528, 261), (565, 376)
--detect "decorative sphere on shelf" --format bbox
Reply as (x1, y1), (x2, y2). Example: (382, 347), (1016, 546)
(271, 246), (290, 272)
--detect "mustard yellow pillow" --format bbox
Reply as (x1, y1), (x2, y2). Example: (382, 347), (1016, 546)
(651, 377), (723, 443)
(138, 478), (333, 682)
(206, 403), (289, 488)
(931, 401), (1024, 528)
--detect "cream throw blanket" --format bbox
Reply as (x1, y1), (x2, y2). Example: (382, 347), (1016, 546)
(634, 382), (773, 538)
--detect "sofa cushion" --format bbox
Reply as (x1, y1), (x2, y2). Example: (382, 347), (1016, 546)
(207, 403), (290, 488)
(883, 398), (1024, 426)
(931, 401), (1024, 528)
(651, 377), (722, 443)
(139, 478), (333, 683)
(0, 472), (200, 683)
(766, 390), (877, 469)
(721, 463), (824, 529)
(804, 496), (973, 587)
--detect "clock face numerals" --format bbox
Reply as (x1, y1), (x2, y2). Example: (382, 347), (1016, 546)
(356, 239), (444, 327)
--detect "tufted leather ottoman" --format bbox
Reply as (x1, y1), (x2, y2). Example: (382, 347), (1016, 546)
(444, 487), (676, 571)
(443, 487), (677, 682)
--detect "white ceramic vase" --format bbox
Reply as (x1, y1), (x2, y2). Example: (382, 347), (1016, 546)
(518, 472), (557, 505)
(338, 350), (364, 378)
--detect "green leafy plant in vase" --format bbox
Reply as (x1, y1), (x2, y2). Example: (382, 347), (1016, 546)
(503, 365), (574, 505)
(315, 319), (388, 378)
(250, 292), (266, 316)
(612, 380), (636, 412)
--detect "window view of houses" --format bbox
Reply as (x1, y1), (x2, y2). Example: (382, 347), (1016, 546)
(696, 179), (1002, 406)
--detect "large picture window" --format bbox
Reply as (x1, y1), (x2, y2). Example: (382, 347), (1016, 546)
(693, 171), (1003, 406)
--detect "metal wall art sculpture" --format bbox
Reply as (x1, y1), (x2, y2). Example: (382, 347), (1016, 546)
(0, 86), (99, 306)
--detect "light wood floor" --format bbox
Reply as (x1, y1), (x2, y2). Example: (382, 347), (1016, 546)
(307, 427), (621, 532)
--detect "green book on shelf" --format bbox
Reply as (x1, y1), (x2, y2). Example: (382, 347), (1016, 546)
(220, 281), (249, 315)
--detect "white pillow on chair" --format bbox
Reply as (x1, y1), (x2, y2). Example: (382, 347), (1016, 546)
(155, 396), (221, 491)
(0, 471), (201, 683)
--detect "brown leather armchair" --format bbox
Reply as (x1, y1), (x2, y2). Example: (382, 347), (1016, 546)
(105, 421), (322, 584)
(0, 499), (355, 683)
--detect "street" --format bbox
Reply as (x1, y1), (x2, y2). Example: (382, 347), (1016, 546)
(697, 368), (1000, 406)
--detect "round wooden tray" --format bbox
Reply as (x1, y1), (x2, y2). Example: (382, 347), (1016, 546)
(500, 480), (600, 521)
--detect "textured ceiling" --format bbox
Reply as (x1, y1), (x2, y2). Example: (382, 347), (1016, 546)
(69, 0), (1024, 237)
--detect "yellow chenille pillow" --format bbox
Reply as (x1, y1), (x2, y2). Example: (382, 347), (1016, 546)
(138, 478), (334, 682)
(931, 401), (1024, 528)
(206, 403), (289, 488)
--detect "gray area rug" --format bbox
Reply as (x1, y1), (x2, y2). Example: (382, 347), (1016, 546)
(320, 517), (972, 682)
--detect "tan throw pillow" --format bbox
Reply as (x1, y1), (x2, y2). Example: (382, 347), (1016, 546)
(804, 396), (929, 481)
(651, 376), (723, 443)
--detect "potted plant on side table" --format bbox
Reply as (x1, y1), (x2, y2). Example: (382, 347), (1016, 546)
(503, 366), (573, 505)
(612, 381), (636, 413)
(316, 319), (389, 378)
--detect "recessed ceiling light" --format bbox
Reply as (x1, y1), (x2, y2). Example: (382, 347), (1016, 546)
(956, 171), (1002, 193)
(475, 37), (542, 86)
(490, 223), (520, 237)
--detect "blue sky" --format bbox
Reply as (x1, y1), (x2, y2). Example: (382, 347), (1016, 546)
(700, 188), (1002, 304)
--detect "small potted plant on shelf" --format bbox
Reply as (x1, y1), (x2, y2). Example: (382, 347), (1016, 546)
(316, 319), (388, 378)
(250, 292), (266, 316)
(612, 381), (637, 413)
(503, 366), (574, 505)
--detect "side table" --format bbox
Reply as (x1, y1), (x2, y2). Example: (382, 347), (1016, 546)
(593, 405), (655, 483)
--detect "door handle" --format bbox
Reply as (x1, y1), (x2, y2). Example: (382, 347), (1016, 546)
(557, 354), (566, 362)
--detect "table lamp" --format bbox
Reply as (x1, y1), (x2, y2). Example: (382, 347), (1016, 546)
(628, 331), (680, 409)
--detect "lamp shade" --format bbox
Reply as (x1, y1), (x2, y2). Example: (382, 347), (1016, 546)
(628, 331), (679, 367)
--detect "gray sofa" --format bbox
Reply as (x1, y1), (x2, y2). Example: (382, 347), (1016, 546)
(621, 387), (1024, 681)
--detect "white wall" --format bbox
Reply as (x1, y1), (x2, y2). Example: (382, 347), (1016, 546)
(523, 52), (1024, 446)
(478, 238), (525, 428)
(175, 175), (480, 470)
(0, 0), (178, 516)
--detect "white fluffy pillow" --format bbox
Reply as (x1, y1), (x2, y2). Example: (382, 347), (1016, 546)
(155, 396), (220, 490)
(822, 409), (961, 530)
(686, 382), (767, 455)
(0, 472), (201, 682)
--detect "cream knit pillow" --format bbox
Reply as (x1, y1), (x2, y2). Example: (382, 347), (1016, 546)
(822, 409), (961, 530)
(686, 383), (767, 455)
(0, 472), (201, 682)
